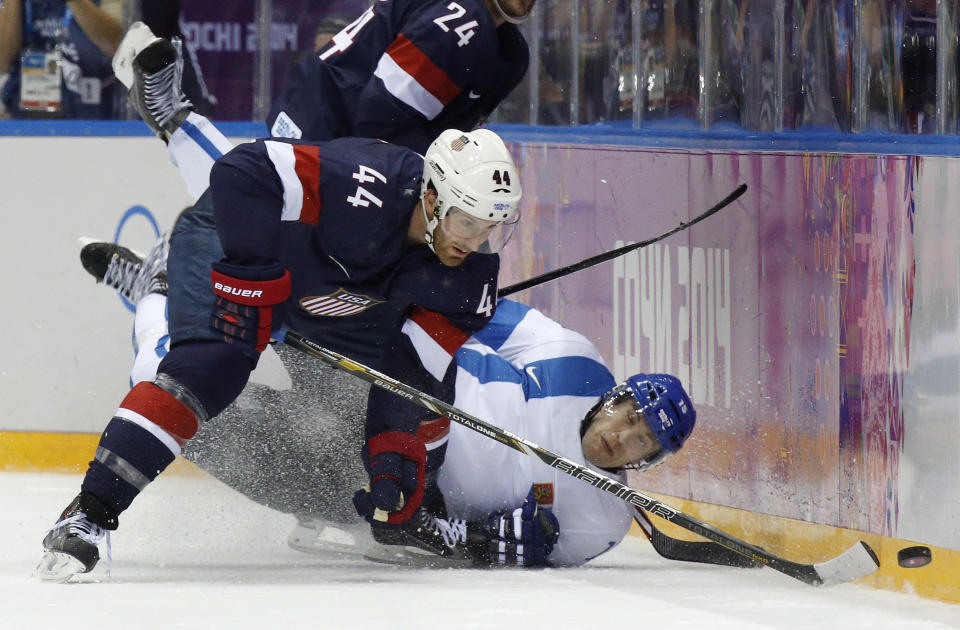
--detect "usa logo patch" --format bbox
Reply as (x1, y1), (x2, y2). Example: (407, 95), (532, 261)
(299, 288), (385, 317)
(531, 483), (554, 506)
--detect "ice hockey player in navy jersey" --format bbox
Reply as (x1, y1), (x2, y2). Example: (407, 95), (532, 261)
(110, 0), (534, 199)
(268, 0), (533, 151)
(36, 127), (522, 582)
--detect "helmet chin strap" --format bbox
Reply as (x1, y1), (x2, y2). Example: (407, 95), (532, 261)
(422, 191), (439, 253)
(490, 0), (529, 24)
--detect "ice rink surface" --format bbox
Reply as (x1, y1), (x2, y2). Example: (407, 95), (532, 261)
(2, 472), (958, 630)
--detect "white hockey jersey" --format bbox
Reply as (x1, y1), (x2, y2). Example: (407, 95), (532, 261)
(436, 299), (634, 566)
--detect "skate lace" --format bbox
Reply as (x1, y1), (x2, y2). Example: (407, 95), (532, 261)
(130, 235), (169, 302)
(143, 38), (192, 126)
(103, 253), (142, 298)
(48, 513), (113, 577)
(423, 513), (468, 548)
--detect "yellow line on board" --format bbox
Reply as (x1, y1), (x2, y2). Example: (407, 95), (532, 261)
(632, 491), (960, 605)
(0, 431), (204, 476)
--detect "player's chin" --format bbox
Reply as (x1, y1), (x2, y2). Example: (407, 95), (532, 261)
(582, 441), (608, 469)
(437, 248), (470, 267)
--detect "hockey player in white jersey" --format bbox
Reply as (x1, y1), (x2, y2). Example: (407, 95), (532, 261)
(391, 298), (697, 567)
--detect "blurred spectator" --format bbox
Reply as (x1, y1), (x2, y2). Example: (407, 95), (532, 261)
(535, 4), (576, 125)
(857, 0), (902, 132)
(497, 0), (593, 126)
(785, 0), (851, 131)
(901, 0), (936, 133)
(495, 0), (700, 127)
(634, 0), (698, 124)
(713, 0), (780, 130)
(0, 0), (124, 118)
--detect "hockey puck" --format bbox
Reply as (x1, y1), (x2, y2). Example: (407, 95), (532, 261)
(897, 546), (932, 568)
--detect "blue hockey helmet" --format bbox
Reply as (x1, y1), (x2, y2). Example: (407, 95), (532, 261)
(623, 373), (695, 455)
(582, 373), (696, 471)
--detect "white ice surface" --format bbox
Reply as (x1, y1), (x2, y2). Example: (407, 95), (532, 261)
(3, 472), (959, 630)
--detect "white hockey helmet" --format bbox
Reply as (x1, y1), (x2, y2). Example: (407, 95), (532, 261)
(421, 128), (522, 254)
(489, 0), (535, 24)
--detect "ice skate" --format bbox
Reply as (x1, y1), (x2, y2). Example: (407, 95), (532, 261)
(112, 21), (162, 89)
(80, 240), (167, 302)
(362, 510), (478, 567)
(114, 22), (192, 142)
(129, 235), (170, 302)
(287, 515), (374, 558)
(37, 493), (117, 582)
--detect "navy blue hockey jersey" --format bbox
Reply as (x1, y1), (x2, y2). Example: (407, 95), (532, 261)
(267, 0), (529, 153)
(210, 136), (499, 367)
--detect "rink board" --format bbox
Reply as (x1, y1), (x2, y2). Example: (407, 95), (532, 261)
(498, 141), (959, 556)
(1, 125), (959, 605)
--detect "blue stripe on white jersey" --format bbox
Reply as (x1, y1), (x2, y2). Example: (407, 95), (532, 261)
(180, 118), (225, 161)
(455, 348), (615, 400)
(470, 298), (531, 350)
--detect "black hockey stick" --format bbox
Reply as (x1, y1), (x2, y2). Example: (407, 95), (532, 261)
(499, 183), (747, 297)
(280, 330), (879, 586)
(633, 508), (763, 569)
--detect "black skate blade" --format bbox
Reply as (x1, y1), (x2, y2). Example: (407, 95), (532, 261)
(363, 543), (473, 568)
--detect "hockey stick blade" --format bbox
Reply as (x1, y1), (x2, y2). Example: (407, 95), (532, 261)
(280, 330), (880, 586)
(499, 183), (747, 297)
(810, 541), (881, 587)
(634, 510), (763, 569)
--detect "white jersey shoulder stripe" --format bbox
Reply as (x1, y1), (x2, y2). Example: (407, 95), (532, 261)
(263, 140), (304, 222)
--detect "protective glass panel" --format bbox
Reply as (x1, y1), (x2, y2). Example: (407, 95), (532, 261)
(5, 0), (958, 135)
(784, 0), (852, 131)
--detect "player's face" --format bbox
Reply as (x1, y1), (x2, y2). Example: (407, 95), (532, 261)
(432, 214), (489, 267)
(432, 207), (505, 266)
(581, 391), (662, 469)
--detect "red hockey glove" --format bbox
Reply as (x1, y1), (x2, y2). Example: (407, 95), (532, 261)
(353, 432), (426, 526)
(210, 261), (291, 353)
